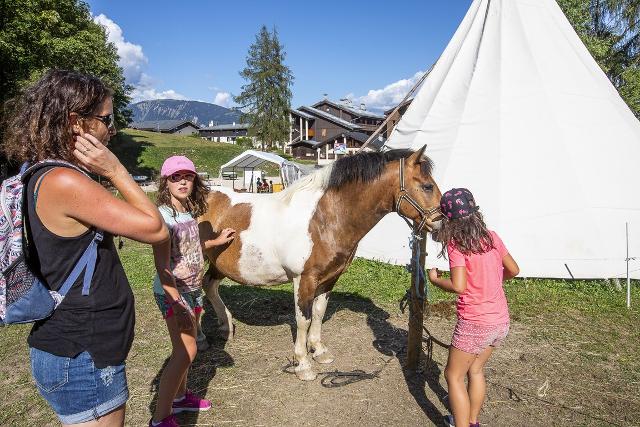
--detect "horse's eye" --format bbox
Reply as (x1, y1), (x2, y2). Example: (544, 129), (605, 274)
(422, 184), (434, 192)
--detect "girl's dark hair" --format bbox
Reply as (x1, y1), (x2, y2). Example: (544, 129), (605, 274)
(156, 174), (210, 218)
(2, 69), (113, 163)
(436, 211), (495, 259)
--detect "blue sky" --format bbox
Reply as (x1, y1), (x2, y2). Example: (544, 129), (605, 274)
(86, 0), (472, 111)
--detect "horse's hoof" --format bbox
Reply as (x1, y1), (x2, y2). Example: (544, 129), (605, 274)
(313, 350), (335, 364)
(295, 367), (317, 381)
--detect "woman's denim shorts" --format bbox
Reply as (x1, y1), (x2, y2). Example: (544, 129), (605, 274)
(29, 347), (129, 424)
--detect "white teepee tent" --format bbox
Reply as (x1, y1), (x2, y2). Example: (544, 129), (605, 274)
(356, 0), (640, 279)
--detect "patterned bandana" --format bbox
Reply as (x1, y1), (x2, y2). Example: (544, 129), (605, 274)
(440, 188), (479, 219)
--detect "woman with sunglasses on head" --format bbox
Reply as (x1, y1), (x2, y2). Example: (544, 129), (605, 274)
(150, 156), (235, 427)
(1, 69), (168, 426)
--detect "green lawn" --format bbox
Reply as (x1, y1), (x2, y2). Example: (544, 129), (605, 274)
(111, 129), (247, 178)
(1, 239), (638, 426)
(110, 129), (314, 179)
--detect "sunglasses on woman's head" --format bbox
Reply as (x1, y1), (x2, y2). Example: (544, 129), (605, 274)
(168, 172), (196, 183)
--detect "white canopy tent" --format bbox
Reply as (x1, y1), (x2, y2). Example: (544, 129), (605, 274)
(357, 0), (640, 279)
(219, 149), (304, 189)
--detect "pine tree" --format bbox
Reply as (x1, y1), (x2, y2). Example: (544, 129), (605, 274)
(234, 26), (294, 151)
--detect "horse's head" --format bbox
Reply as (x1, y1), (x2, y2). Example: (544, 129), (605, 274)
(392, 145), (443, 232)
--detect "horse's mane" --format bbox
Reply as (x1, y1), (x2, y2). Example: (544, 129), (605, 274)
(327, 149), (430, 190)
(274, 163), (334, 203)
(275, 149), (432, 203)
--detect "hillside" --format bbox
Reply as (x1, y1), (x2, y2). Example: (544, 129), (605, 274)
(129, 99), (242, 126)
(111, 129), (246, 177)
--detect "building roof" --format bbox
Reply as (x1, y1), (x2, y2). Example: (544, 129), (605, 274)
(290, 109), (315, 120)
(130, 119), (200, 131)
(298, 105), (362, 131)
(289, 140), (324, 149)
(344, 131), (370, 144)
(313, 99), (385, 120)
(199, 123), (249, 131)
(384, 98), (414, 116)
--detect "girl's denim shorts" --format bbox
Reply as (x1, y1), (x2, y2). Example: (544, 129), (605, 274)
(29, 347), (128, 424)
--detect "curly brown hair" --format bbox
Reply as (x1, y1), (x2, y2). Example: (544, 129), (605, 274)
(2, 69), (113, 163)
(156, 174), (210, 218)
(436, 211), (495, 259)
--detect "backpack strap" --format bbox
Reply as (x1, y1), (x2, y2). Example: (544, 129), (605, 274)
(33, 168), (57, 204)
(21, 160), (103, 297)
(57, 230), (104, 297)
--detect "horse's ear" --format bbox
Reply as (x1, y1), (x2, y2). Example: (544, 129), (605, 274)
(408, 145), (427, 165)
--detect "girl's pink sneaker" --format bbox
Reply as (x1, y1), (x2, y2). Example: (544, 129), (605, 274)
(172, 390), (212, 413)
(149, 414), (179, 427)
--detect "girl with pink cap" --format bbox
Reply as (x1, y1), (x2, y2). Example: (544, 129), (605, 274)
(150, 155), (235, 427)
(428, 188), (520, 427)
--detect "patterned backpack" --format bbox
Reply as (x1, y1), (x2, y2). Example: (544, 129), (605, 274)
(0, 160), (103, 326)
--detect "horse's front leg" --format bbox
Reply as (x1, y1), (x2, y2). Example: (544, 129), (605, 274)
(293, 275), (316, 381)
(308, 290), (334, 364)
(203, 273), (234, 340)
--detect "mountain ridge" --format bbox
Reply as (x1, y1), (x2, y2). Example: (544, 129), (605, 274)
(129, 99), (242, 126)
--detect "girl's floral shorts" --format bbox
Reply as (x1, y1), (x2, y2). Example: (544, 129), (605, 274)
(154, 289), (204, 319)
(451, 318), (510, 354)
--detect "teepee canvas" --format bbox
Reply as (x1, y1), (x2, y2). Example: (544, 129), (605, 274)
(356, 0), (640, 279)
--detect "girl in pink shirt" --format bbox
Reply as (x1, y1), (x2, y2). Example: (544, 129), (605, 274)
(428, 188), (519, 427)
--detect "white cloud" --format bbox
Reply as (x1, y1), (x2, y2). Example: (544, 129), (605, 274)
(127, 73), (187, 102)
(130, 87), (187, 103)
(214, 92), (232, 107)
(93, 14), (147, 84)
(346, 70), (426, 113)
(93, 14), (185, 103)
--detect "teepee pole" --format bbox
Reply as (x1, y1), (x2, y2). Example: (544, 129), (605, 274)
(627, 222), (631, 308)
(358, 64), (435, 153)
(407, 229), (428, 370)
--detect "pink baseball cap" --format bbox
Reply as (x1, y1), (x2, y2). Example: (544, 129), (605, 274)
(161, 155), (196, 177)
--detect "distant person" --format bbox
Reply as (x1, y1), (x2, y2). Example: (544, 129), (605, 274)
(2, 69), (168, 425)
(428, 188), (519, 427)
(269, 180), (273, 193)
(256, 176), (262, 193)
(151, 155), (235, 427)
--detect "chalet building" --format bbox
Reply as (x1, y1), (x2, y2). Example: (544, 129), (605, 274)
(287, 99), (385, 165)
(198, 123), (253, 144)
(129, 119), (200, 135)
(312, 99), (384, 133)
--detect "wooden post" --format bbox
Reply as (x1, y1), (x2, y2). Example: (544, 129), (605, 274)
(406, 229), (427, 370)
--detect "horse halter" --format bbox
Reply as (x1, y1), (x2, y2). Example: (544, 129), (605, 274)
(395, 157), (442, 233)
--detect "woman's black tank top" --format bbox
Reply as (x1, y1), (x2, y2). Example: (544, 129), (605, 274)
(25, 166), (135, 368)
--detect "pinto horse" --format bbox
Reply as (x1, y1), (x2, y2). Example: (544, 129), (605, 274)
(199, 146), (442, 380)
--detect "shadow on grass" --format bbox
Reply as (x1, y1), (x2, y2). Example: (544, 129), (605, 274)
(110, 132), (156, 176)
(198, 283), (448, 425)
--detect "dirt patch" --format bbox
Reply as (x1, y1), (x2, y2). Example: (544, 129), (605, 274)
(1, 288), (638, 426)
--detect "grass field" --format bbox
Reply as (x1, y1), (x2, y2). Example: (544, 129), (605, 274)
(110, 129), (312, 179)
(1, 240), (638, 425)
(110, 129), (246, 178)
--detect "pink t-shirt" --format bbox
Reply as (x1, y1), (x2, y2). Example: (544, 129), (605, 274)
(447, 230), (510, 325)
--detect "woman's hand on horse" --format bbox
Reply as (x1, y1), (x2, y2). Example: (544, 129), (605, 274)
(73, 132), (123, 180)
